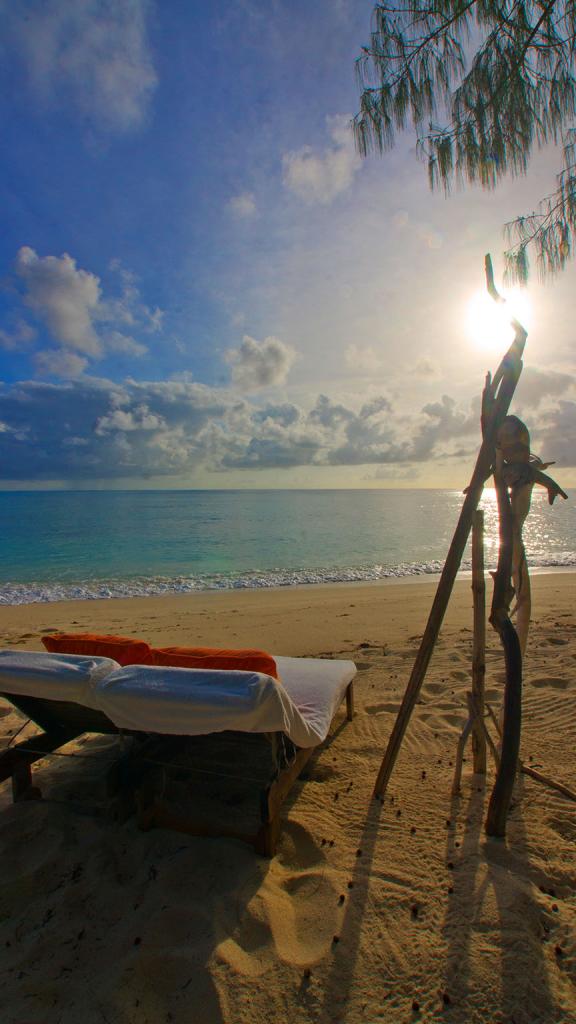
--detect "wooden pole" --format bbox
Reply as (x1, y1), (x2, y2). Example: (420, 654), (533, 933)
(471, 510), (487, 774)
(451, 691), (475, 796)
(373, 255), (526, 800)
(485, 454), (523, 837)
(510, 481), (534, 658)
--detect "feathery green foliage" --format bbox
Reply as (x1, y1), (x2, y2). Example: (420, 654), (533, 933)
(354, 1), (576, 281)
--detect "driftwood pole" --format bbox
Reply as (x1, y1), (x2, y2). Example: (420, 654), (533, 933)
(484, 445), (523, 836)
(451, 511), (487, 794)
(471, 510), (487, 774)
(484, 424), (567, 834)
(373, 255), (526, 799)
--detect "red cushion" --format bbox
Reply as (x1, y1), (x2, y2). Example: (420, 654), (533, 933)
(151, 646), (279, 679)
(41, 632), (154, 667)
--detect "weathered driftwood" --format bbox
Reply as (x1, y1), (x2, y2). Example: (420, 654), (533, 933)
(496, 416), (567, 657)
(485, 444), (523, 837)
(498, 416), (533, 656)
(373, 255), (526, 799)
(471, 510), (487, 773)
(520, 765), (576, 803)
(483, 255), (533, 838)
(450, 509), (486, 794)
(484, 364), (567, 833)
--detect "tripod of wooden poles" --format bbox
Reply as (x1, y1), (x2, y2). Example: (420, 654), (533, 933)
(373, 255), (570, 837)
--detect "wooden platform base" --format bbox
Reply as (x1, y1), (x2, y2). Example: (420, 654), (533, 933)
(1, 681), (355, 856)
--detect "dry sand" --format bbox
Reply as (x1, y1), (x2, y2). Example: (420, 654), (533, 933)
(1, 573), (575, 1024)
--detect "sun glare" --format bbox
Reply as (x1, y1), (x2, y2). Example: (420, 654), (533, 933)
(465, 289), (532, 353)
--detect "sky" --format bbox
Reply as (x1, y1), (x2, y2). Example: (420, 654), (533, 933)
(1, 0), (575, 491)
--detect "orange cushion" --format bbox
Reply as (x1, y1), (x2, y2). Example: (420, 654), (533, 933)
(151, 646), (279, 679)
(41, 632), (154, 667)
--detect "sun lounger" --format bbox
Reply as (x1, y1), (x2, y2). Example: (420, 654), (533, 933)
(0, 650), (355, 855)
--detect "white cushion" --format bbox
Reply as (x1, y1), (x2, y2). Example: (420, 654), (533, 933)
(0, 650), (120, 710)
(96, 656), (355, 747)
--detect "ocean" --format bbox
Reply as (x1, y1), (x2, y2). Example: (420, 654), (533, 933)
(0, 488), (574, 605)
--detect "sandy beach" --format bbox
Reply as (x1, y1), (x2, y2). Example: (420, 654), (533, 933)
(1, 572), (575, 1024)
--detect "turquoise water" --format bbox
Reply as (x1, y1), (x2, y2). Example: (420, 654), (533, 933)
(0, 489), (574, 604)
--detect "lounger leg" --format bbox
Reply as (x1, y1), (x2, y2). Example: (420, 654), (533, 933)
(346, 681), (355, 721)
(256, 746), (315, 856)
(255, 816), (281, 857)
(0, 728), (76, 798)
(12, 759), (42, 802)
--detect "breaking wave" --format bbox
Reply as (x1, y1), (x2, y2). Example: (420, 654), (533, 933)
(2, 553), (575, 605)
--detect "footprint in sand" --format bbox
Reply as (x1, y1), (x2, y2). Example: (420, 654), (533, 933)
(301, 763), (338, 783)
(450, 670), (468, 682)
(529, 677), (569, 690)
(423, 682), (445, 695)
(267, 869), (338, 965)
(548, 815), (576, 842)
(365, 702), (401, 716)
(419, 709), (466, 729)
(277, 821), (326, 871)
(484, 688), (502, 702)
(217, 822), (338, 970)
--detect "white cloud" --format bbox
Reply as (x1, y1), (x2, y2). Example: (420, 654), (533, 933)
(227, 192), (257, 218)
(391, 209), (443, 250)
(535, 400), (576, 466)
(344, 343), (386, 374)
(0, 319), (37, 351)
(34, 349), (89, 379)
(411, 357), (442, 379)
(1, 0), (157, 133)
(225, 335), (296, 391)
(514, 366), (575, 409)
(16, 246), (102, 355)
(12, 247), (159, 373)
(282, 114), (361, 205)
(106, 331), (148, 357)
(95, 404), (166, 434)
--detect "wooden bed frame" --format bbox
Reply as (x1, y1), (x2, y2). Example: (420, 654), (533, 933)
(0, 682), (354, 856)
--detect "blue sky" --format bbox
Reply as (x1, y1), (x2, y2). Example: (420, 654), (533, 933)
(1, 0), (575, 489)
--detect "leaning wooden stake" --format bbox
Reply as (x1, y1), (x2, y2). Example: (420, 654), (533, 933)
(451, 691), (476, 796)
(373, 255), (526, 799)
(484, 448), (523, 837)
(451, 511), (486, 795)
(471, 510), (487, 774)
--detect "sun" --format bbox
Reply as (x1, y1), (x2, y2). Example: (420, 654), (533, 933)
(465, 288), (532, 353)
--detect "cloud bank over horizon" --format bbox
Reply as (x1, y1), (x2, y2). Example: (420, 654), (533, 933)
(1, 369), (574, 485)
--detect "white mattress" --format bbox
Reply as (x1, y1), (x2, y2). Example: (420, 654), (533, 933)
(0, 651), (356, 748)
